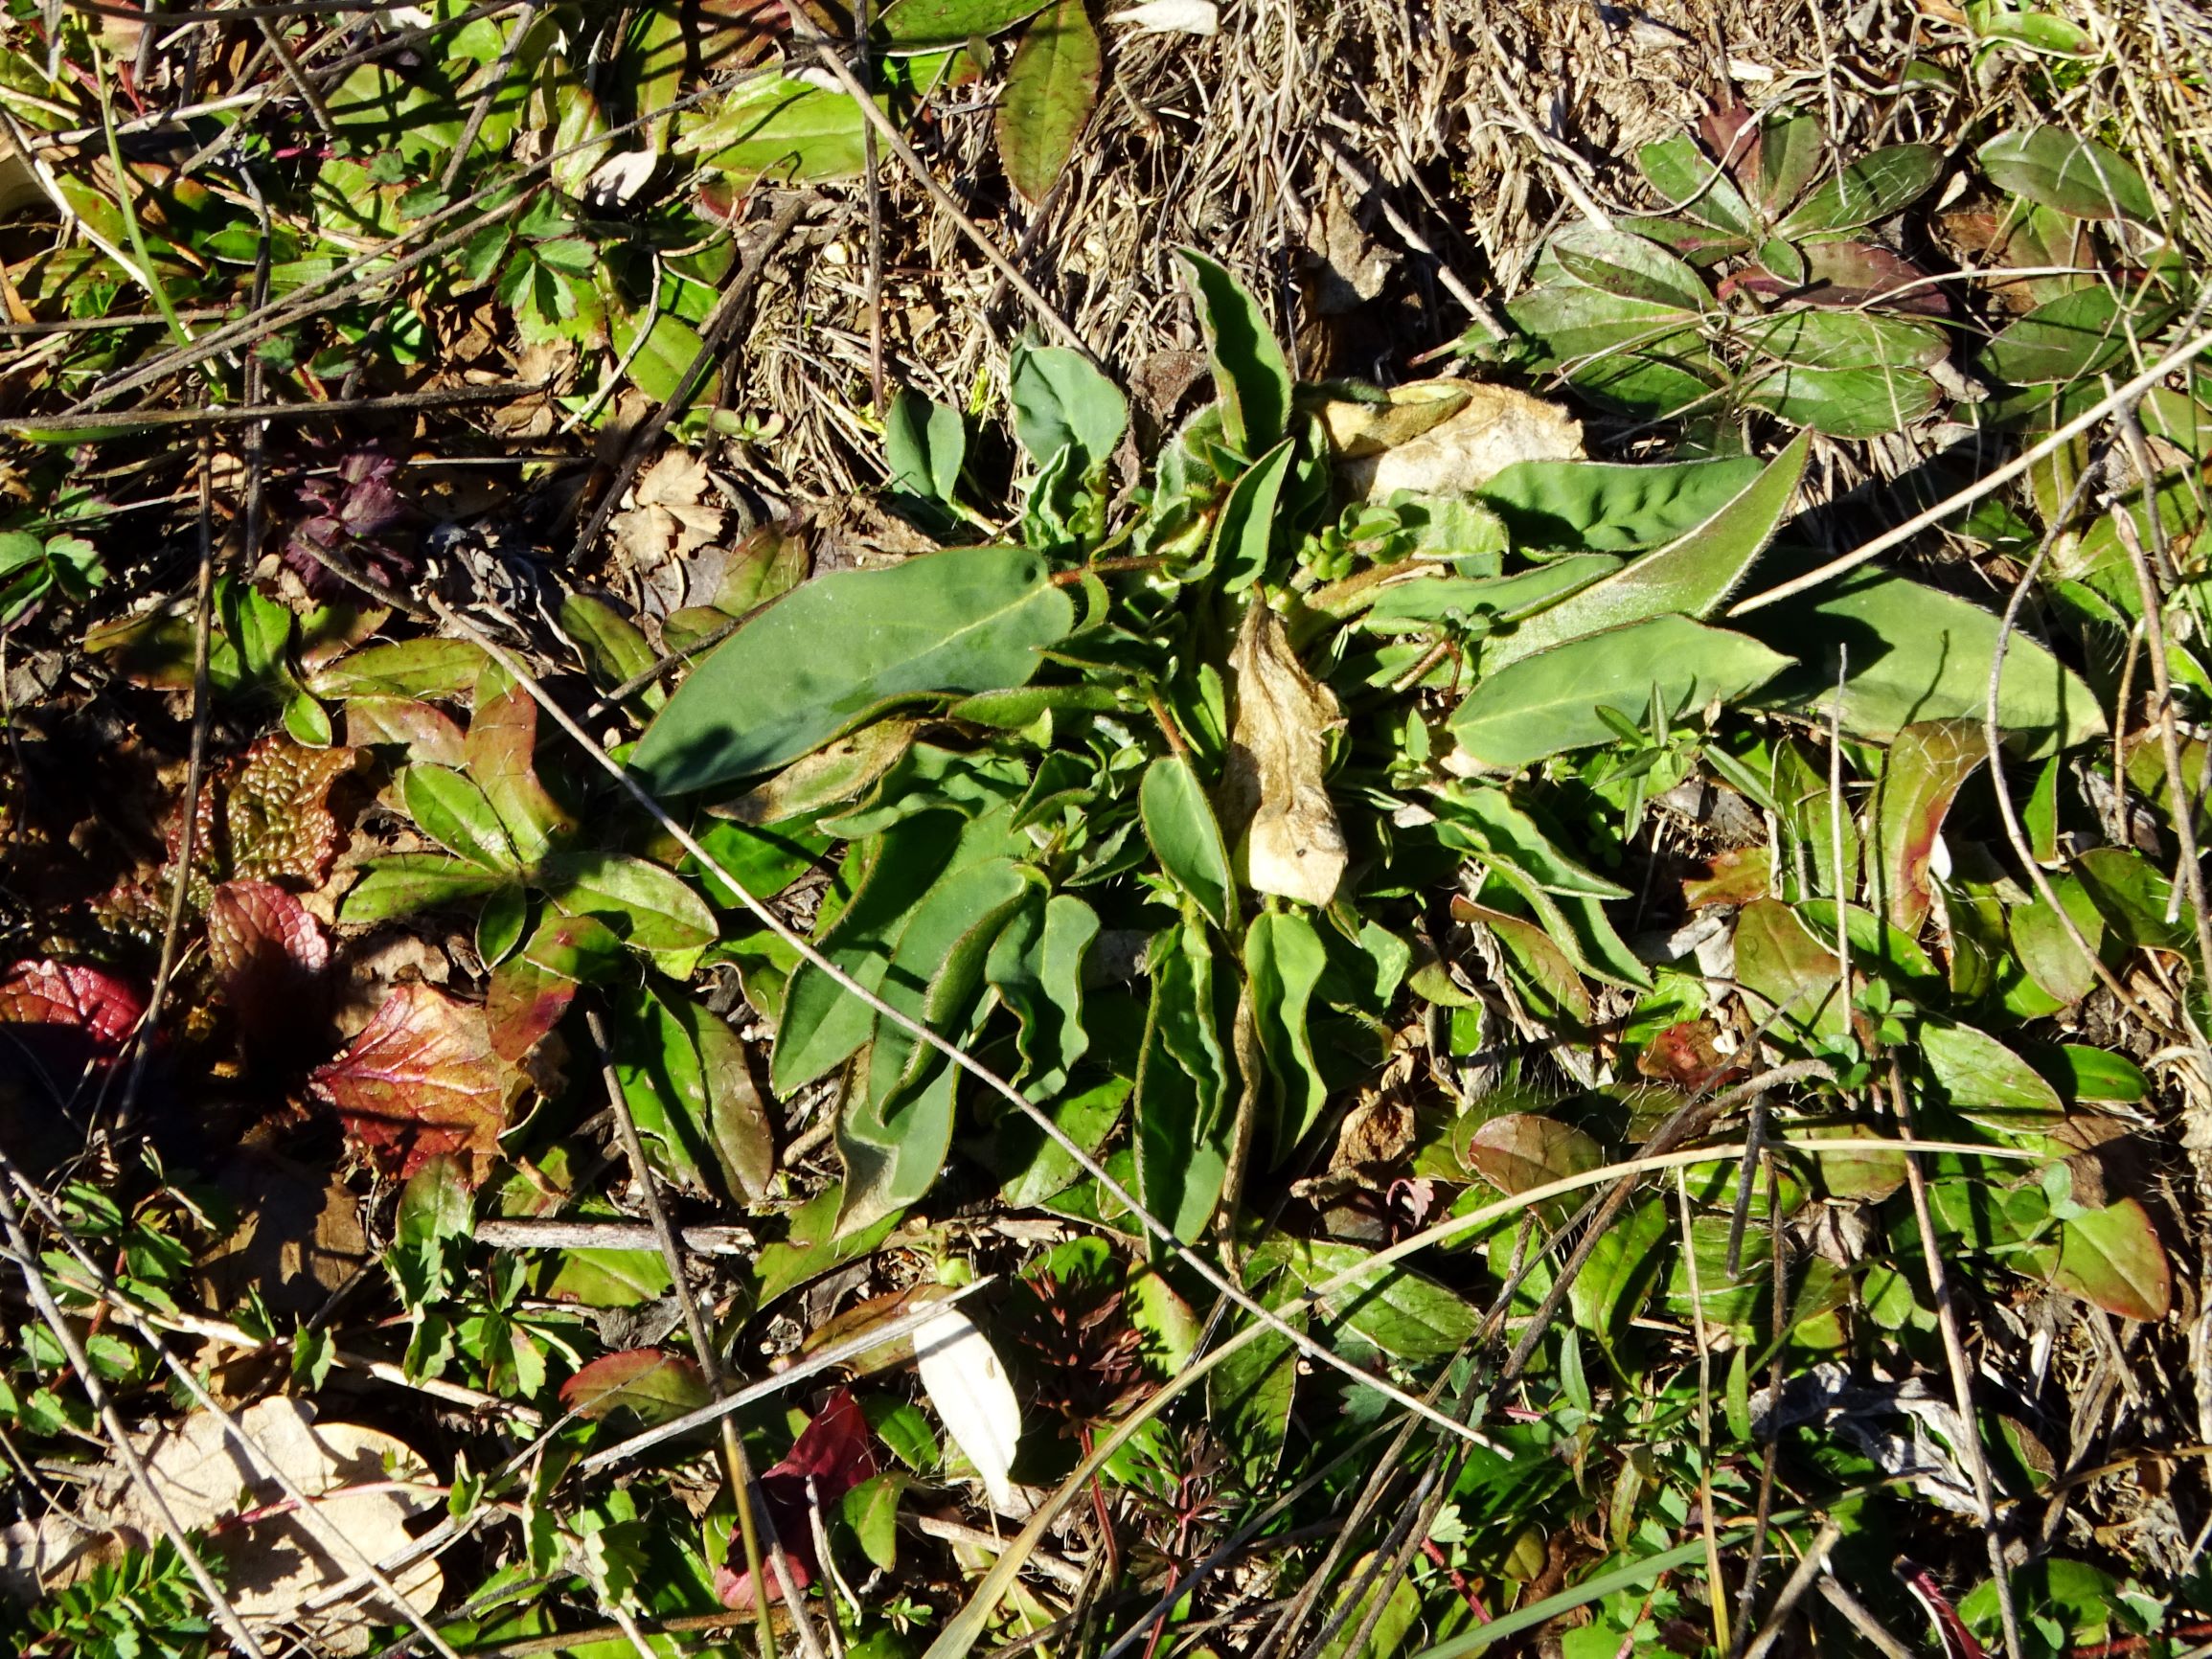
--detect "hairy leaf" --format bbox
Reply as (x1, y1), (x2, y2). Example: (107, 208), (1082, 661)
(1179, 250), (1292, 456)
(1476, 455), (1765, 552)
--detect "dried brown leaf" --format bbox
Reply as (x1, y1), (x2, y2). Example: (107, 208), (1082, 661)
(1220, 605), (1347, 906)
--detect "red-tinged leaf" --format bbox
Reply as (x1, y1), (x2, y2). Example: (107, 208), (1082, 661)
(1458, 1112), (1601, 1228)
(207, 880), (331, 1059)
(0, 959), (144, 1076)
(466, 676), (575, 867)
(994, 0), (1101, 206)
(1682, 844), (1772, 908)
(717, 1388), (878, 1608)
(1635, 1019), (1739, 1090)
(2052, 1196), (2172, 1323)
(1874, 721), (1984, 932)
(344, 696), (467, 766)
(308, 983), (519, 1185)
(559, 1349), (713, 1424)
(485, 956), (575, 1070)
(181, 736), (366, 896)
(1797, 240), (1949, 315)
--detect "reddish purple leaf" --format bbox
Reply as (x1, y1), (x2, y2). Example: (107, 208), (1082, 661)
(179, 736), (365, 897)
(716, 1388), (878, 1608)
(308, 983), (518, 1185)
(484, 955), (574, 1069)
(208, 880), (331, 1060)
(0, 959), (145, 1079)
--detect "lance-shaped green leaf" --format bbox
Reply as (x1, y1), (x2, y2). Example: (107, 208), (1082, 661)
(1451, 614), (1793, 771)
(1745, 363), (1942, 439)
(1211, 438), (1295, 591)
(994, 0), (1100, 206)
(341, 854), (513, 922)
(1475, 455), (1765, 552)
(1774, 144), (1942, 237)
(875, 0), (1048, 49)
(884, 389), (967, 506)
(1548, 222), (1710, 313)
(1141, 756), (1237, 929)
(1482, 432), (1809, 670)
(1179, 249), (1292, 457)
(1433, 785), (1631, 898)
(1244, 910), (1328, 1154)
(840, 858), (1033, 1229)
(467, 671), (574, 868)
(1635, 132), (1754, 233)
(632, 544), (1076, 794)
(1134, 920), (1233, 1243)
(986, 892), (1098, 1098)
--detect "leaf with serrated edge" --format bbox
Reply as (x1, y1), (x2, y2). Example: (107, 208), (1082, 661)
(1483, 432), (1809, 670)
(309, 983), (518, 1185)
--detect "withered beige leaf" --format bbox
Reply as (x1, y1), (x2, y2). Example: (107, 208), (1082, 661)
(1328, 379), (1584, 500)
(1221, 604), (1347, 906)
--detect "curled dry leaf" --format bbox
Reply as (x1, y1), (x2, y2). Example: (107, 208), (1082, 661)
(208, 879), (331, 1059)
(1220, 604), (1348, 906)
(308, 982), (520, 1185)
(106, 1397), (442, 1655)
(914, 1307), (1023, 1516)
(717, 1387), (878, 1608)
(1327, 379), (1584, 500)
(612, 449), (727, 615)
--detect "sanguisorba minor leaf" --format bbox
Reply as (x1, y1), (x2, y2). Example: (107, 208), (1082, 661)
(1140, 755), (1237, 930)
(994, 0), (1101, 207)
(1451, 614), (1793, 772)
(1179, 249), (1292, 458)
(632, 543), (1076, 795)
(1482, 431), (1809, 670)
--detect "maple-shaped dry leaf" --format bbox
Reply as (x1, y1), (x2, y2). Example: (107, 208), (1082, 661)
(612, 449), (726, 603)
(208, 880), (331, 1060)
(1220, 605), (1347, 906)
(308, 983), (519, 1185)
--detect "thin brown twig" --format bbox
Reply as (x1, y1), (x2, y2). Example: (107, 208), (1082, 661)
(0, 380), (551, 437)
(1741, 1521), (1845, 1659)
(116, 424), (215, 1127)
(440, 0), (538, 193)
(1889, 1053), (2023, 1659)
(583, 1007), (825, 1659)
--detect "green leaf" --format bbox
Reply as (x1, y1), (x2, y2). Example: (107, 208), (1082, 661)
(1635, 132), (1754, 234)
(993, 0), (1101, 205)
(754, 1183), (902, 1307)
(1435, 785), (1632, 898)
(840, 859), (1034, 1229)
(1140, 756), (1237, 929)
(1738, 308), (1950, 372)
(308, 638), (489, 700)
(1208, 1275), (1303, 1481)
(842, 1472), (906, 1573)
(632, 544), (1076, 794)
(1316, 1554), (1422, 1659)
(1211, 439), (1296, 591)
(1773, 145), (1942, 236)
(1978, 127), (2156, 221)
(1548, 223), (1709, 312)
(1755, 111), (1826, 215)
(885, 388), (967, 504)
(1745, 571), (2104, 759)
(341, 854), (514, 921)
(1568, 1198), (1670, 1358)
(1244, 911), (1329, 1153)
(685, 77), (876, 187)
(1475, 455), (1765, 552)
(1134, 921), (1234, 1242)
(876, 0), (1047, 48)
(539, 852), (718, 958)
(2052, 1198), (2171, 1321)
(1484, 433), (1809, 670)
(1731, 898), (1844, 1038)
(1179, 249), (1292, 457)
(476, 882), (529, 966)
(1266, 1239), (1481, 1362)
(1744, 363), (1942, 438)
(1451, 615), (1792, 771)
(467, 674), (573, 867)
(1452, 898), (1596, 1026)
(1983, 287), (2174, 385)
(1920, 1018), (2066, 1129)
(1008, 343), (1128, 476)
(986, 892), (1098, 1097)
(559, 592), (660, 707)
